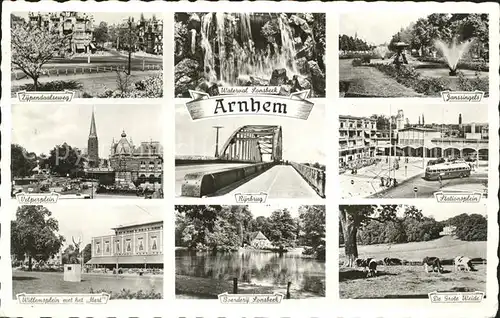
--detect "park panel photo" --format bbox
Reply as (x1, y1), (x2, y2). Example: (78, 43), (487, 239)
(175, 103), (326, 199)
(175, 204), (326, 299)
(339, 13), (489, 97)
(339, 203), (487, 299)
(338, 103), (488, 199)
(11, 205), (164, 300)
(174, 12), (326, 98)
(11, 12), (163, 98)
(11, 103), (164, 199)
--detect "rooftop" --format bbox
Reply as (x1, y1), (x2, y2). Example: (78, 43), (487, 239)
(111, 220), (163, 231)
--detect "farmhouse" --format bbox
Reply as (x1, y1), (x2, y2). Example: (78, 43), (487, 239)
(440, 225), (457, 236)
(250, 231), (272, 249)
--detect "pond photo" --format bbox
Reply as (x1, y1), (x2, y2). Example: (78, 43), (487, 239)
(175, 205), (326, 299)
(339, 13), (489, 97)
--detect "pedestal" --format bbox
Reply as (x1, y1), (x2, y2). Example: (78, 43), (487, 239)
(63, 264), (82, 282)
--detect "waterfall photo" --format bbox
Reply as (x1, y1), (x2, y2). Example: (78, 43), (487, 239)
(174, 13), (326, 98)
(339, 13), (489, 97)
(175, 205), (326, 299)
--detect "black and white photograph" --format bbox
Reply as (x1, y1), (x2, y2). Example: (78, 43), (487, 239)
(11, 12), (163, 98)
(339, 13), (489, 97)
(175, 104), (326, 199)
(174, 13), (326, 98)
(338, 103), (488, 199)
(11, 103), (163, 199)
(12, 205), (163, 299)
(339, 203), (487, 299)
(175, 204), (325, 299)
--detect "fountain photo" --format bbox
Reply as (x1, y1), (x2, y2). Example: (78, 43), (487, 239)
(174, 13), (326, 98)
(175, 204), (326, 299)
(339, 13), (489, 97)
(339, 203), (487, 299)
(12, 205), (163, 300)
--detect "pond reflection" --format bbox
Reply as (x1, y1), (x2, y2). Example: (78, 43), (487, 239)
(176, 248), (325, 296)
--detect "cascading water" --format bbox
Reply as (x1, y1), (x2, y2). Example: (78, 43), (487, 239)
(198, 13), (301, 85)
(190, 29), (197, 55)
(434, 38), (473, 75)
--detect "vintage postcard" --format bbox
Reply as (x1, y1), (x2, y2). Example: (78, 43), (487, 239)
(0, 1), (498, 318)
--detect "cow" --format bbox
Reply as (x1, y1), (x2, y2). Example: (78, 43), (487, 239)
(383, 257), (402, 266)
(356, 258), (378, 277)
(422, 256), (444, 273)
(454, 256), (475, 272)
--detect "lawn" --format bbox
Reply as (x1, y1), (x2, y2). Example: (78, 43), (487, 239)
(339, 59), (422, 97)
(339, 237), (487, 299)
(339, 264), (486, 299)
(12, 270), (163, 299)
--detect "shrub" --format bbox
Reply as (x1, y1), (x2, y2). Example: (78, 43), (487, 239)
(18, 80), (83, 92)
(94, 72), (163, 98)
(457, 71), (489, 94)
(90, 288), (162, 300)
(361, 55), (371, 64)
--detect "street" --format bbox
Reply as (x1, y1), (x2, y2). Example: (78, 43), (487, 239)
(370, 173), (488, 198)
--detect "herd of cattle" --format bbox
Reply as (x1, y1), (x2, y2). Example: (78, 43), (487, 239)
(355, 256), (478, 277)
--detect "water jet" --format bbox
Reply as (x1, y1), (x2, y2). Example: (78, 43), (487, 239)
(434, 38), (473, 77)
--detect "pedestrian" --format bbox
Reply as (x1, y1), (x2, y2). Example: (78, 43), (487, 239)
(438, 175), (442, 188)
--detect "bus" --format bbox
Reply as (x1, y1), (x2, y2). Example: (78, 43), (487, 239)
(424, 162), (471, 181)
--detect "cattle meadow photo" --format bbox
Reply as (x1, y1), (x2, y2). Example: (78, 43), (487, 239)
(175, 204), (325, 299)
(339, 203), (487, 299)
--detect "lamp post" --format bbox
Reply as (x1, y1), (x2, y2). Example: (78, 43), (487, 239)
(122, 17), (135, 75)
(213, 126), (223, 158)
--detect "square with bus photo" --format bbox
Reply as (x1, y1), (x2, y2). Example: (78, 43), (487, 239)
(338, 103), (488, 200)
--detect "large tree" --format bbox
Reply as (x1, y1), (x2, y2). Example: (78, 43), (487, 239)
(267, 209), (297, 250)
(299, 205), (326, 260)
(93, 21), (110, 47)
(47, 143), (84, 177)
(11, 206), (65, 271)
(82, 243), (92, 264)
(339, 205), (422, 267)
(11, 22), (70, 90)
(11, 144), (37, 179)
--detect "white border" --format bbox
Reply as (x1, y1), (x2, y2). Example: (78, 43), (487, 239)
(1, 1), (499, 318)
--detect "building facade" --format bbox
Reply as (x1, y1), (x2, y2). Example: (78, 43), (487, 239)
(250, 231), (271, 249)
(87, 221), (163, 269)
(339, 115), (377, 167)
(109, 131), (163, 186)
(28, 12), (95, 53)
(137, 17), (163, 55)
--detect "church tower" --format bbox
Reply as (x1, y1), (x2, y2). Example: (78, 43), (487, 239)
(87, 108), (99, 167)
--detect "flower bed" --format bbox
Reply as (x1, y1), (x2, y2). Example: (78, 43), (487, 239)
(90, 288), (162, 299)
(416, 56), (488, 72)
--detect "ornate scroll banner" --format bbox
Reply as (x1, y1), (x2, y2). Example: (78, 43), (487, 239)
(16, 90), (74, 102)
(16, 293), (110, 304)
(186, 89), (314, 120)
(440, 90), (484, 102)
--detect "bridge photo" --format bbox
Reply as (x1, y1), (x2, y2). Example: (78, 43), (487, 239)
(175, 104), (326, 199)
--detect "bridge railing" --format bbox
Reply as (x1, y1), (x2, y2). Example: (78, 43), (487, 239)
(290, 162), (326, 198)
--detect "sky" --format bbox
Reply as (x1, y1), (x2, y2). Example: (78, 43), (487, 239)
(340, 12), (434, 45)
(12, 103), (163, 157)
(175, 104), (326, 164)
(14, 205), (163, 249)
(380, 203), (487, 222)
(340, 104), (488, 125)
(13, 12), (161, 26)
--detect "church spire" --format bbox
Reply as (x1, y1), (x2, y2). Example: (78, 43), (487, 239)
(89, 108), (97, 137)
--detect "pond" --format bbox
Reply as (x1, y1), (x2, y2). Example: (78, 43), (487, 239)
(176, 248), (325, 297)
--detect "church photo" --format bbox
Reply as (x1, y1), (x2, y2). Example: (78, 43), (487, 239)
(11, 103), (164, 199)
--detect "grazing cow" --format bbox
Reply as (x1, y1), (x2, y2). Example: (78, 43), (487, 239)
(356, 258), (378, 277)
(383, 257), (402, 266)
(454, 256), (475, 272)
(422, 256), (444, 273)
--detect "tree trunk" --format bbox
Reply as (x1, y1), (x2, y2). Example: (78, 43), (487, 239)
(33, 77), (39, 91)
(339, 208), (358, 267)
(28, 254), (33, 271)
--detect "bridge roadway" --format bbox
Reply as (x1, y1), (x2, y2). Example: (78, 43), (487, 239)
(175, 163), (252, 196)
(175, 163), (319, 198)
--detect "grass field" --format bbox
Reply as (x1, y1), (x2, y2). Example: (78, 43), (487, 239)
(12, 270), (163, 298)
(339, 237), (487, 299)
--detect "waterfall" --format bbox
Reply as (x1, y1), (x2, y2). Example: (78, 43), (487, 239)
(434, 38), (474, 71)
(199, 13), (301, 85)
(190, 29), (196, 55)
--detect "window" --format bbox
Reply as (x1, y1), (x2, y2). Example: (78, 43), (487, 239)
(116, 240), (120, 252)
(151, 236), (158, 251)
(105, 241), (110, 253)
(96, 242), (100, 253)
(138, 238), (144, 251)
(126, 239), (132, 252)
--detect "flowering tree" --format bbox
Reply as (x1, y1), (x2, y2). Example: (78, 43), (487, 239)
(11, 23), (69, 90)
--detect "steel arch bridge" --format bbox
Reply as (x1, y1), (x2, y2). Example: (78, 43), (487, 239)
(218, 125), (283, 162)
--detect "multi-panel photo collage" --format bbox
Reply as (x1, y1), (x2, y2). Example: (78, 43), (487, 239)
(0, 2), (498, 318)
